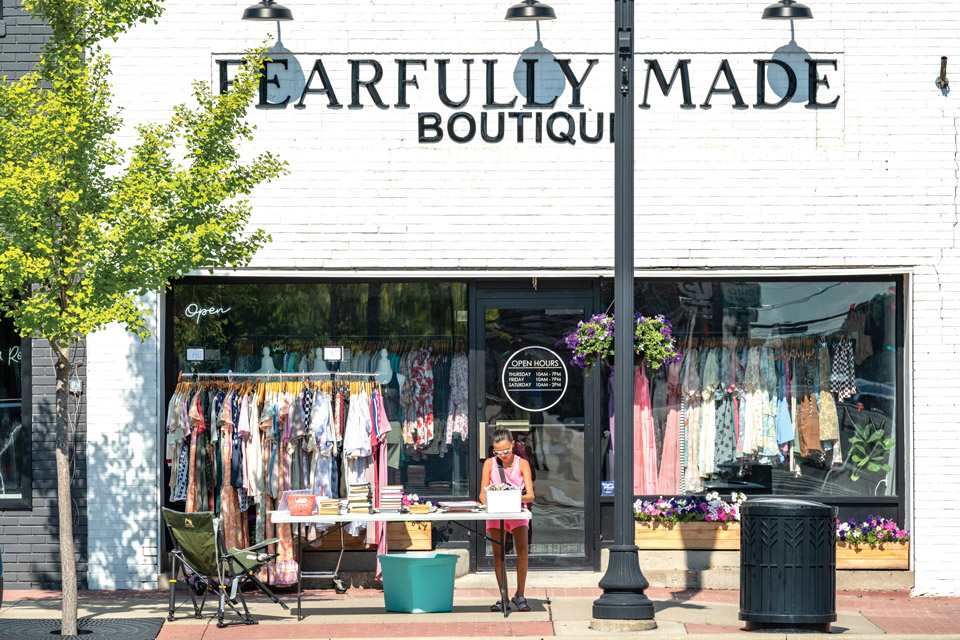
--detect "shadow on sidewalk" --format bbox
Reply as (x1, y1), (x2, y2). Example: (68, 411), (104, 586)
(652, 599), (709, 614)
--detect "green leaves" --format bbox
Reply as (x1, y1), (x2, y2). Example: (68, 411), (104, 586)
(0, 2), (284, 350)
(847, 421), (894, 483)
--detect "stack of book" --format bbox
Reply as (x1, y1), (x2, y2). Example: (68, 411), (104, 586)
(379, 485), (404, 513)
(439, 500), (482, 513)
(348, 483), (371, 513)
(317, 498), (341, 515)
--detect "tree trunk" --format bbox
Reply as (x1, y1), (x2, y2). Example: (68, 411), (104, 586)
(53, 341), (78, 636)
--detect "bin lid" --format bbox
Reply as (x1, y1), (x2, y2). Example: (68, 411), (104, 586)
(740, 497), (837, 517)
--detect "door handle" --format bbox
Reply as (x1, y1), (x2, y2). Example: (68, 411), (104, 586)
(478, 422), (486, 459)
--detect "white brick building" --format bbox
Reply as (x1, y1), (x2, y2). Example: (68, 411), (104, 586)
(69, 0), (960, 595)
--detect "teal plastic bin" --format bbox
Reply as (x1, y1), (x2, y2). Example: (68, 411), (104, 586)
(378, 553), (458, 613)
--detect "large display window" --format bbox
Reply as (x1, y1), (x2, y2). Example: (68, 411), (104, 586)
(171, 280), (469, 496)
(598, 278), (902, 500)
(0, 315), (26, 507)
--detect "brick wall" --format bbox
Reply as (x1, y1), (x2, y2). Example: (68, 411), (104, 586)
(0, 341), (88, 589)
(0, 0), (49, 79)
(85, 294), (160, 590)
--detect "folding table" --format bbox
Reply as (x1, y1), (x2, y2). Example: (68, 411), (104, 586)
(269, 509), (532, 619)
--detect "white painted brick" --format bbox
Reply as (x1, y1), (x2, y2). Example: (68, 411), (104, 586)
(85, 294), (161, 590)
(79, 0), (960, 594)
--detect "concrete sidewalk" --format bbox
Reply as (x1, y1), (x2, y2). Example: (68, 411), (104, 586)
(1, 573), (959, 639)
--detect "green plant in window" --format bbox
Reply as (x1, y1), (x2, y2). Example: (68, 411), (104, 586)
(848, 422), (894, 482)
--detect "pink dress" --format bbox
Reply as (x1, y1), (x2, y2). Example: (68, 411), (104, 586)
(634, 363), (659, 495)
(485, 458), (530, 534)
(657, 358), (683, 493)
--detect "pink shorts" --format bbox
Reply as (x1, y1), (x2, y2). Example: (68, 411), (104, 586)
(486, 517), (529, 534)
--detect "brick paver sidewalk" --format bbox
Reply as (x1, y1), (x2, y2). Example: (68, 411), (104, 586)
(3, 586), (959, 637)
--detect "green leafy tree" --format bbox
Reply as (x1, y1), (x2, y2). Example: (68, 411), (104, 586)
(0, 1), (284, 633)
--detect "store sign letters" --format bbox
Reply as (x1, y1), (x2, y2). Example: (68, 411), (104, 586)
(216, 56), (840, 145)
(184, 303), (231, 324)
(0, 345), (21, 367)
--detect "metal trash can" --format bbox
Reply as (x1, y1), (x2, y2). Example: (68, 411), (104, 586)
(739, 498), (838, 633)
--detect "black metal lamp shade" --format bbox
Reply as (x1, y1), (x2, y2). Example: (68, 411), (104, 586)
(242, 0), (294, 21)
(762, 0), (813, 20)
(505, 0), (556, 21)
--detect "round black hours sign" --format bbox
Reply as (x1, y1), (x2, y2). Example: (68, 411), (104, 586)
(501, 346), (569, 412)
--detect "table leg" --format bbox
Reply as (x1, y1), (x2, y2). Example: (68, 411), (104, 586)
(296, 526), (303, 621)
(500, 518), (508, 619)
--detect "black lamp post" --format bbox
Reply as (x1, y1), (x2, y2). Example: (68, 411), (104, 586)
(589, 0), (656, 626)
(505, 0), (656, 627)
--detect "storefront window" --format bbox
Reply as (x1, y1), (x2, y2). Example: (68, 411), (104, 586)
(171, 281), (469, 496)
(0, 316), (25, 503)
(600, 279), (900, 498)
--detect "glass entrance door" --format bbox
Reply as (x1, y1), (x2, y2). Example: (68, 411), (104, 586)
(474, 293), (597, 570)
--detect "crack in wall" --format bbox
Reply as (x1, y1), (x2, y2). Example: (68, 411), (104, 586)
(936, 116), (960, 323)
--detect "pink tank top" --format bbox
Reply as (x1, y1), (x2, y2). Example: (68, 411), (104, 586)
(489, 459), (529, 510)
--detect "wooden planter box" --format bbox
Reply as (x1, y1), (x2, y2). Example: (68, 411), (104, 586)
(635, 520), (909, 570)
(836, 541), (909, 570)
(634, 521), (741, 550)
(309, 522), (432, 551)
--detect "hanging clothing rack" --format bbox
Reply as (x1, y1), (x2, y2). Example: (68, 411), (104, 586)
(188, 372), (378, 378)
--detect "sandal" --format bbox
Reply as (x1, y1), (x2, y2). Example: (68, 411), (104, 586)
(511, 595), (530, 612)
(490, 600), (505, 612)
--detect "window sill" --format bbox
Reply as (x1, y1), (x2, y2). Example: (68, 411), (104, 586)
(0, 497), (31, 510)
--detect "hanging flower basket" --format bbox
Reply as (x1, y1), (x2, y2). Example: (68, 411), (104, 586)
(562, 312), (681, 374)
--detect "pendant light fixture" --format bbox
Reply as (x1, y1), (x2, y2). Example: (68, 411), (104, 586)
(761, 0), (813, 20)
(242, 0), (294, 21)
(504, 0), (556, 21)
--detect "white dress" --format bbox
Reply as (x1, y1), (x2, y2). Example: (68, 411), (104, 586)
(698, 348), (720, 477)
(343, 389), (373, 535)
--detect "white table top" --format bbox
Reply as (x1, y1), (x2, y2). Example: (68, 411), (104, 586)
(268, 509), (531, 524)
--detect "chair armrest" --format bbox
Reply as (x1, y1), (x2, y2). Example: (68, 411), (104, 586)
(241, 538), (280, 553)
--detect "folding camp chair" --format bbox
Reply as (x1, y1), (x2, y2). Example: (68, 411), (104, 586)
(162, 508), (289, 628)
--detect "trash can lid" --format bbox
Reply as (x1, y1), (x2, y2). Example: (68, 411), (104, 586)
(740, 497), (838, 517)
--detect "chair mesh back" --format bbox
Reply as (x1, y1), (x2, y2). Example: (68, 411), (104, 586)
(162, 509), (219, 577)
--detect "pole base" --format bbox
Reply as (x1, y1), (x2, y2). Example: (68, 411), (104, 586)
(744, 621), (832, 633)
(592, 545), (656, 621)
(590, 617), (658, 632)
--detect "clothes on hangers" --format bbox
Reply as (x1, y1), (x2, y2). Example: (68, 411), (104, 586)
(634, 363), (659, 494)
(165, 372), (390, 586)
(633, 326), (876, 493)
